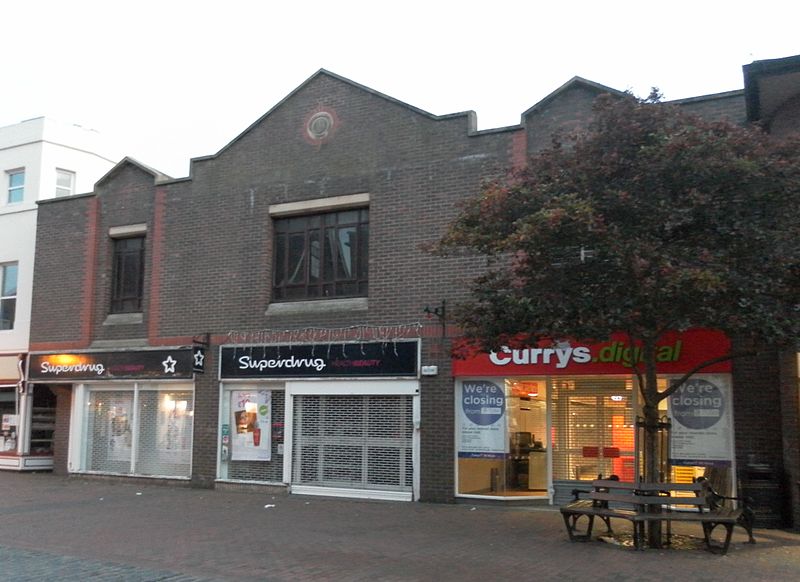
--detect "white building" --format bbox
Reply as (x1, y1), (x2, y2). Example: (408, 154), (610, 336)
(0, 117), (118, 470)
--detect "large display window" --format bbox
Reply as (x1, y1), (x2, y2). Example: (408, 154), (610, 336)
(76, 382), (194, 478)
(456, 378), (548, 497)
(456, 373), (736, 501)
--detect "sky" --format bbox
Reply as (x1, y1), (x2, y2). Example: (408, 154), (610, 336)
(4, 1), (800, 178)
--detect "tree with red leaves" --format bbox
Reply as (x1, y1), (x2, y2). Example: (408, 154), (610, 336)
(438, 93), (800, 506)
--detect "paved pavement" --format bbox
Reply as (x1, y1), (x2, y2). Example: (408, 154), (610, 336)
(1, 471), (799, 581)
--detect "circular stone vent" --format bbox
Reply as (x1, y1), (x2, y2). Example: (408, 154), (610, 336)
(307, 111), (334, 140)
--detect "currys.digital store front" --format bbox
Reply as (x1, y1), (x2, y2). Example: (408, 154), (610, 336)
(451, 329), (735, 504)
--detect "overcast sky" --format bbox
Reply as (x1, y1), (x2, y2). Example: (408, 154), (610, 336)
(5, 1), (799, 178)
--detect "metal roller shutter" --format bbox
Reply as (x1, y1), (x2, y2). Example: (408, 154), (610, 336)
(292, 394), (413, 494)
(550, 376), (636, 482)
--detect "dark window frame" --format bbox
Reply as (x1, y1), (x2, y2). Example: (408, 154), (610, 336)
(273, 208), (368, 302)
(110, 236), (145, 313)
(0, 261), (18, 330)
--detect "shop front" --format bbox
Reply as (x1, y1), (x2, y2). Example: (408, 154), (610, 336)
(218, 340), (420, 501)
(452, 329), (735, 503)
(27, 347), (203, 479)
(0, 353), (55, 471)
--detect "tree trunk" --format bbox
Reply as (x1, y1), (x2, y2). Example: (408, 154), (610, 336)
(641, 339), (664, 548)
(642, 402), (661, 481)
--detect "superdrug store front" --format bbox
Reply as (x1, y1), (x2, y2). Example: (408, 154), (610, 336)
(217, 340), (421, 501)
(27, 347), (203, 479)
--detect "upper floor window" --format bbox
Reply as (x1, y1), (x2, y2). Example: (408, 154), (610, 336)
(273, 208), (368, 301)
(7, 170), (24, 204)
(0, 262), (18, 330)
(56, 169), (76, 197)
(111, 236), (145, 313)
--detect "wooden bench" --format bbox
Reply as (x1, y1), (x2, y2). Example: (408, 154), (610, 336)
(560, 478), (649, 550)
(560, 478), (755, 554)
(635, 480), (755, 554)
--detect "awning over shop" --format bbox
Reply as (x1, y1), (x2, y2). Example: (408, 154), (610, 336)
(0, 354), (23, 386)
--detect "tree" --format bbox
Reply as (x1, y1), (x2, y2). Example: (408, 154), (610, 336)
(438, 93), (800, 496)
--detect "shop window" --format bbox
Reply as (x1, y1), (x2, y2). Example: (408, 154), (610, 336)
(7, 169), (24, 203)
(551, 376), (635, 482)
(456, 379), (548, 497)
(30, 386), (56, 455)
(658, 376), (736, 497)
(81, 385), (193, 478)
(1, 262), (18, 330)
(137, 390), (194, 475)
(110, 236), (145, 313)
(273, 209), (368, 301)
(219, 387), (285, 483)
(0, 387), (16, 451)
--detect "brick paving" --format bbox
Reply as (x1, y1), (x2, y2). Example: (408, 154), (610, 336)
(1, 472), (799, 581)
(0, 545), (212, 581)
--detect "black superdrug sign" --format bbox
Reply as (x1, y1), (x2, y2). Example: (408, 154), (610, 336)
(220, 341), (419, 378)
(28, 349), (196, 381)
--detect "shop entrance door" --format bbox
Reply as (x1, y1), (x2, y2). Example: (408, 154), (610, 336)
(291, 394), (414, 499)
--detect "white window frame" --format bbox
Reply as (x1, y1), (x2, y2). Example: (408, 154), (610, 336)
(68, 381), (194, 478)
(7, 169), (24, 204)
(55, 169), (76, 197)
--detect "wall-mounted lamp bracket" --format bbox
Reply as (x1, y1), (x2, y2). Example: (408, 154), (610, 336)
(423, 300), (447, 340)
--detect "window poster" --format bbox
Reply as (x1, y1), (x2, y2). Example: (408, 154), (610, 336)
(107, 398), (133, 462)
(230, 390), (271, 461)
(457, 381), (507, 459)
(158, 393), (192, 452)
(2, 414), (18, 431)
(669, 375), (733, 467)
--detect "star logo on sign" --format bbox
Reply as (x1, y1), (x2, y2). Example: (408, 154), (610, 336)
(193, 349), (205, 368)
(162, 356), (177, 374)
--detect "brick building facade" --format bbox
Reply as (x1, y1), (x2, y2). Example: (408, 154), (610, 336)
(27, 58), (799, 528)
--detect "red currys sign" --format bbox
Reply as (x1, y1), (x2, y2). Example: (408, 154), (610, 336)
(451, 329), (731, 376)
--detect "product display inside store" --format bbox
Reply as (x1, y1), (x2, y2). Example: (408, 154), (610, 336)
(0, 387), (17, 452)
(457, 379), (548, 497)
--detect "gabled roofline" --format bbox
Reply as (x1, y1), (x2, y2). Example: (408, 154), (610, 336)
(743, 54), (800, 121)
(665, 89), (744, 106)
(183, 72), (630, 177)
(207, 69), (477, 164)
(95, 156), (171, 187)
(521, 76), (627, 119)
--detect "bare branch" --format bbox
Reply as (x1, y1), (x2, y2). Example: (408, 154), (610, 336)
(655, 349), (756, 402)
